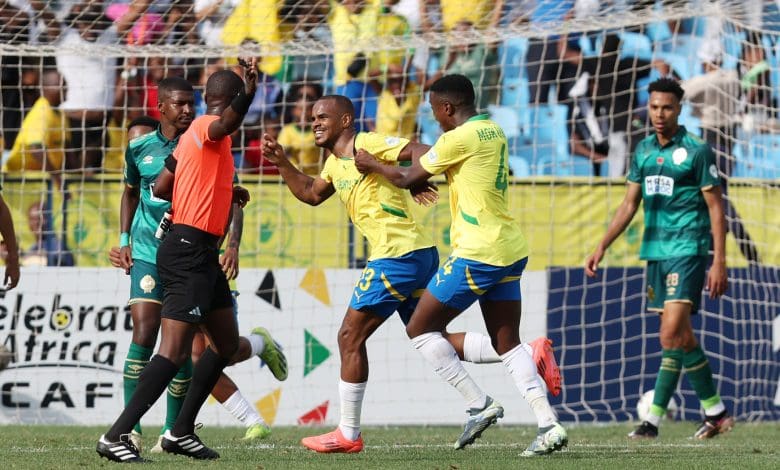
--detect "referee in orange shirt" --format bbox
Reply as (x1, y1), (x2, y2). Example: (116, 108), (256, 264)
(97, 59), (257, 463)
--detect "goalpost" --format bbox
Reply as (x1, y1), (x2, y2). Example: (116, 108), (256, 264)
(0, 0), (777, 426)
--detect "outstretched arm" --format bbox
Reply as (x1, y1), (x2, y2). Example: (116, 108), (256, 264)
(208, 57), (259, 141)
(262, 133), (335, 205)
(584, 182), (642, 277)
(354, 149), (434, 189)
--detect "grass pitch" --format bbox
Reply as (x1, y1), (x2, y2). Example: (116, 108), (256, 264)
(1, 422), (778, 469)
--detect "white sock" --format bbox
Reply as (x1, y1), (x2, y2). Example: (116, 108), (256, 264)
(501, 344), (558, 428)
(519, 342), (549, 394)
(463, 332), (501, 364)
(247, 334), (265, 357)
(222, 390), (265, 427)
(411, 332), (487, 410)
(646, 412), (662, 427)
(338, 380), (366, 441)
(704, 401), (726, 417)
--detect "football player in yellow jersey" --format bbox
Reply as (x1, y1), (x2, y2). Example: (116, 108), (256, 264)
(355, 75), (567, 457)
(263, 95), (524, 453)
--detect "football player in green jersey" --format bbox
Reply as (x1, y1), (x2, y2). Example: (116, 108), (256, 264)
(585, 78), (732, 440)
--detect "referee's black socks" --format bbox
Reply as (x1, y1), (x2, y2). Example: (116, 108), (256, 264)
(106, 355), (180, 442)
(172, 347), (230, 437)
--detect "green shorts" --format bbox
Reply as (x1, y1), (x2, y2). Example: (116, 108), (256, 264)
(129, 259), (164, 305)
(645, 255), (707, 314)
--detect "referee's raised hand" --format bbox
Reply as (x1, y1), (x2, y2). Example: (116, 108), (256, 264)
(238, 56), (258, 96)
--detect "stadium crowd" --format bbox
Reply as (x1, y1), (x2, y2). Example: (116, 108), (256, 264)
(0, 1), (778, 179)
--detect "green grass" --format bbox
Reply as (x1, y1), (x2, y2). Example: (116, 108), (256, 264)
(1, 423), (778, 469)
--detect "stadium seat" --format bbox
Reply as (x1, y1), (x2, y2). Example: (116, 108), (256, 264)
(417, 101), (441, 146)
(525, 104), (571, 165)
(488, 105), (521, 139)
(678, 106), (701, 137)
(721, 30), (746, 70)
(501, 77), (530, 112)
(739, 133), (780, 179)
(645, 20), (672, 43)
(508, 155), (531, 177)
(498, 37), (529, 80)
(618, 31), (653, 61)
(657, 52), (695, 81)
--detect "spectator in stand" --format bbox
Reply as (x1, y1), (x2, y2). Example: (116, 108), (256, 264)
(222, 0), (284, 76)
(328, 0), (381, 87)
(336, 54), (379, 133)
(23, 201), (74, 267)
(30, 0), (151, 171)
(194, 0), (242, 46)
(277, 91), (320, 175)
(438, 0), (503, 31)
(0, 1), (31, 153)
(739, 31), (776, 130)
(369, 0), (412, 74)
(376, 63), (421, 140)
(5, 69), (67, 177)
(425, 20), (499, 111)
(683, 43), (760, 263)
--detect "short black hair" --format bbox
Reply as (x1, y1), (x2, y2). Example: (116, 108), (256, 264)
(429, 74), (475, 107)
(157, 77), (194, 102)
(127, 116), (159, 131)
(205, 69), (244, 101)
(648, 77), (684, 101)
(318, 95), (355, 116)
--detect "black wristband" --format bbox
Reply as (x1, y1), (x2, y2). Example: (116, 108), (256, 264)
(230, 91), (254, 115)
(164, 154), (177, 173)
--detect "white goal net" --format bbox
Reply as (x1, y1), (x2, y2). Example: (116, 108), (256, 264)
(0, 0), (777, 426)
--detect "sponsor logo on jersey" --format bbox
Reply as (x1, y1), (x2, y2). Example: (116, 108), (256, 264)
(672, 148), (687, 165)
(426, 149), (438, 163)
(644, 175), (674, 196)
(385, 136), (400, 146)
(142, 155), (154, 165)
(656, 157), (664, 165)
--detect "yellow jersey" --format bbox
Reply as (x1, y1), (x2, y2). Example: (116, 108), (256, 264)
(5, 97), (67, 171)
(278, 123), (321, 175)
(376, 84), (421, 141)
(440, 0), (495, 30)
(419, 114), (528, 266)
(320, 132), (433, 260)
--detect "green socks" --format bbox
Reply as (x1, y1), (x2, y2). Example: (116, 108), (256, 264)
(123, 343), (153, 434)
(162, 357), (193, 434)
(650, 349), (683, 423)
(683, 345), (723, 415)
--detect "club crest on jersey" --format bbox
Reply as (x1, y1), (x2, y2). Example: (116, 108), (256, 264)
(142, 155), (154, 165)
(709, 164), (719, 178)
(140, 274), (156, 293)
(672, 148), (687, 165)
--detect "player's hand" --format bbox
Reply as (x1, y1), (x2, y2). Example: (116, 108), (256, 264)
(261, 133), (287, 165)
(239, 57), (258, 96)
(584, 247), (605, 278)
(706, 259), (727, 298)
(410, 181), (438, 206)
(232, 185), (250, 208)
(119, 245), (133, 274)
(354, 149), (379, 174)
(108, 246), (122, 269)
(3, 254), (20, 290)
(220, 246), (239, 280)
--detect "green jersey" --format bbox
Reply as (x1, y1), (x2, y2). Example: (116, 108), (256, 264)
(627, 126), (720, 260)
(123, 127), (179, 264)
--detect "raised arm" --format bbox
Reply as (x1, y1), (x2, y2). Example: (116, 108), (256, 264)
(702, 186), (728, 298)
(396, 142), (432, 162)
(354, 149), (434, 189)
(208, 58), (259, 142)
(262, 133), (335, 206)
(584, 182), (642, 277)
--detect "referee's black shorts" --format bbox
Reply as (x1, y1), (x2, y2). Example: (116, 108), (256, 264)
(157, 224), (233, 323)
